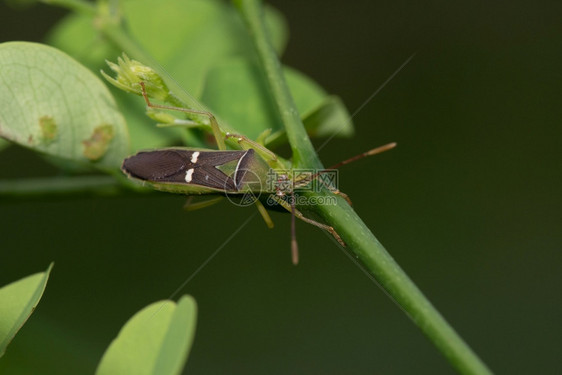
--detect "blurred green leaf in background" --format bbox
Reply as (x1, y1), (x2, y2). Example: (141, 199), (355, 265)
(97, 296), (197, 375)
(0, 264), (52, 357)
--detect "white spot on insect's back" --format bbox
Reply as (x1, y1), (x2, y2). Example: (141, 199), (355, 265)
(185, 168), (194, 183)
(190, 151), (200, 163)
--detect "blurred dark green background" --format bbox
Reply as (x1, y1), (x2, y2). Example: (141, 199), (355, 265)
(1, 1), (561, 374)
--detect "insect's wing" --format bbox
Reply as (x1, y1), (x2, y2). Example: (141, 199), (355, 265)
(194, 164), (237, 191)
(122, 149), (249, 194)
(194, 151), (247, 167)
(122, 149), (190, 181)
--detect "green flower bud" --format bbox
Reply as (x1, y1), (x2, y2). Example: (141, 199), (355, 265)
(101, 54), (169, 101)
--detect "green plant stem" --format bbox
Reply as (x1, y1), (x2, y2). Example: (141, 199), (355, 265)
(236, 1), (492, 374)
(315, 195), (492, 375)
(0, 176), (123, 197)
(233, 0), (321, 170)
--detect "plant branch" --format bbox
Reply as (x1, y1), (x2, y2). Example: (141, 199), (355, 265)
(0, 176), (123, 197)
(314, 194), (493, 375)
(234, 0), (321, 170)
(235, 0), (492, 374)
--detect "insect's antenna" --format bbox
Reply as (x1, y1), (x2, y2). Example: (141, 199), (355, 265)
(300, 142), (397, 206)
(327, 142), (397, 170)
(309, 142), (397, 184)
(290, 192), (299, 265)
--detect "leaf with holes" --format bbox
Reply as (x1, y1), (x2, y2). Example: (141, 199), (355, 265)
(0, 42), (129, 171)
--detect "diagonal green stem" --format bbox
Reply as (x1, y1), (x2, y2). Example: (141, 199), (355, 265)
(233, 0), (322, 170)
(314, 193), (493, 375)
(235, 0), (493, 374)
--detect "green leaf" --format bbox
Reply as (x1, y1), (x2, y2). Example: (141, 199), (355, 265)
(46, 14), (120, 74)
(200, 59), (354, 140)
(0, 42), (129, 171)
(119, 0), (287, 96)
(96, 295), (197, 375)
(152, 296), (198, 374)
(302, 95), (354, 138)
(44, 0), (352, 149)
(200, 59), (281, 139)
(46, 0), (287, 151)
(0, 263), (53, 357)
(45, 15), (176, 153)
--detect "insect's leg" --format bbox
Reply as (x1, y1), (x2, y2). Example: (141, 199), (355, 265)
(225, 132), (280, 167)
(269, 194), (346, 247)
(293, 207), (345, 247)
(290, 192), (299, 265)
(300, 173), (353, 206)
(139, 82), (226, 151)
(294, 170), (353, 206)
(332, 189), (353, 206)
(254, 199), (274, 229)
(183, 196), (224, 211)
(255, 128), (272, 146)
(184, 195), (274, 230)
